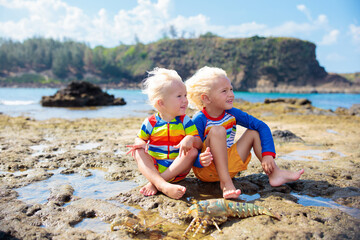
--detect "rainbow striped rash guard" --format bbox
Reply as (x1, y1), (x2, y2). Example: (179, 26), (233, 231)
(192, 108), (275, 168)
(137, 113), (200, 173)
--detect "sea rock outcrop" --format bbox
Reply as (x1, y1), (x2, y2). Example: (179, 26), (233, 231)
(264, 98), (312, 106)
(41, 81), (126, 107)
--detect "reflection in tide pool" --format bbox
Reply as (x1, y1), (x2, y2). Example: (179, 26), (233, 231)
(238, 193), (261, 202)
(107, 200), (141, 215)
(30, 144), (48, 156)
(292, 193), (360, 219)
(74, 218), (109, 233)
(16, 168), (138, 204)
(75, 142), (101, 150)
(278, 149), (346, 162)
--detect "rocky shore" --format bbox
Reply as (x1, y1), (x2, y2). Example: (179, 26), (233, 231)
(0, 101), (359, 239)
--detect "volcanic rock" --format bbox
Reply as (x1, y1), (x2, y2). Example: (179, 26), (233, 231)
(264, 98), (312, 106)
(41, 81), (126, 107)
(272, 130), (304, 142)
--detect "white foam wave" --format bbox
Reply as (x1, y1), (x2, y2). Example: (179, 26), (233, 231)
(0, 100), (36, 106)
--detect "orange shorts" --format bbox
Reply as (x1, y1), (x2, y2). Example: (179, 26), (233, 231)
(192, 142), (252, 182)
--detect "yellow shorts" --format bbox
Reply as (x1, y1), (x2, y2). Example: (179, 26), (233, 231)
(192, 142), (252, 182)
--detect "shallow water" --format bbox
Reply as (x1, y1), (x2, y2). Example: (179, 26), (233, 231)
(1, 88), (359, 120)
(238, 193), (261, 202)
(238, 192), (360, 220)
(0, 88), (152, 120)
(292, 193), (360, 219)
(107, 200), (141, 215)
(16, 168), (138, 204)
(278, 149), (346, 162)
(74, 142), (101, 150)
(74, 217), (110, 233)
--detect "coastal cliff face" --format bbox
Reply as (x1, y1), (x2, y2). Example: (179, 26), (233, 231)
(0, 36), (357, 92)
(146, 37), (353, 93)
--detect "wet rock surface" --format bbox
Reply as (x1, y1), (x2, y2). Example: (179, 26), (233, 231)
(0, 101), (359, 239)
(272, 130), (304, 142)
(41, 81), (126, 107)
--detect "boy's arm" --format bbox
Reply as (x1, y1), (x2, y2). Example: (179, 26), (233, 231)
(182, 114), (203, 150)
(134, 137), (147, 147)
(126, 137), (147, 157)
(193, 136), (203, 149)
(230, 108), (276, 158)
(193, 152), (203, 168)
(191, 113), (207, 168)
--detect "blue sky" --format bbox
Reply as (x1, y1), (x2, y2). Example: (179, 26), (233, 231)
(0, 0), (359, 73)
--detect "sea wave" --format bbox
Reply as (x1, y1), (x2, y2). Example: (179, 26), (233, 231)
(0, 100), (36, 106)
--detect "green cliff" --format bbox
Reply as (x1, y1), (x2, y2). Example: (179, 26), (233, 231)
(0, 36), (356, 92)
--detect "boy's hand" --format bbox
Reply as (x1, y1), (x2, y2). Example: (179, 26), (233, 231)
(174, 136), (194, 157)
(199, 147), (213, 167)
(261, 155), (275, 175)
(126, 143), (147, 158)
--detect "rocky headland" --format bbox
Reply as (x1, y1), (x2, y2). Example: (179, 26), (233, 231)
(0, 100), (359, 239)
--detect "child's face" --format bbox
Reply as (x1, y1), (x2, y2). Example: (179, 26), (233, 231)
(161, 81), (188, 118)
(207, 76), (234, 110)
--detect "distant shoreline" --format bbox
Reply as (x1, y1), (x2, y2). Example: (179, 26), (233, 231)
(1, 82), (360, 94)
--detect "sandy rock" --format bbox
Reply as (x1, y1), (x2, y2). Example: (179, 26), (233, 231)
(349, 104), (360, 116)
(48, 184), (74, 205)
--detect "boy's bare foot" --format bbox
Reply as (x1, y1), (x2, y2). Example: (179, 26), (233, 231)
(158, 182), (186, 199)
(268, 168), (305, 187)
(139, 182), (158, 196)
(221, 182), (241, 199)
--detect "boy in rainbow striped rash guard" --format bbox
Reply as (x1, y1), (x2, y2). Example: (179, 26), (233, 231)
(127, 68), (202, 199)
(186, 66), (304, 199)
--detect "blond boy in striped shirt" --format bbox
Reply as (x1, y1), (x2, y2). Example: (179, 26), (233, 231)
(127, 68), (202, 199)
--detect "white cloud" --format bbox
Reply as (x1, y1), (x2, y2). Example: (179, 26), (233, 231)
(320, 29), (339, 45)
(349, 24), (360, 44)
(348, 24), (360, 52)
(218, 22), (267, 38)
(315, 14), (328, 25)
(0, 0), (347, 48)
(325, 52), (345, 61)
(0, 0), (91, 41)
(297, 4), (312, 21)
(295, 5), (340, 46)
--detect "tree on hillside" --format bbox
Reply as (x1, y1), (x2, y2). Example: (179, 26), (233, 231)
(169, 25), (178, 38)
(52, 47), (69, 78)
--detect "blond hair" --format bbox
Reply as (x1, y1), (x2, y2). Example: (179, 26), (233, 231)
(142, 67), (183, 108)
(185, 66), (228, 110)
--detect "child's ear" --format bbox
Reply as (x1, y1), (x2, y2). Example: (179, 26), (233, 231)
(157, 99), (164, 107)
(201, 94), (211, 104)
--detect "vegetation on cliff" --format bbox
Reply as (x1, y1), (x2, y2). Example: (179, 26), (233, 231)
(0, 35), (356, 92)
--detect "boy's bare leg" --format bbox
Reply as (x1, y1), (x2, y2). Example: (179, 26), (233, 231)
(206, 126), (241, 199)
(160, 148), (197, 180)
(134, 148), (197, 199)
(236, 129), (304, 187)
(140, 148), (197, 196)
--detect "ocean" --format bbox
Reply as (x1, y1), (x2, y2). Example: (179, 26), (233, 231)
(0, 88), (359, 120)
